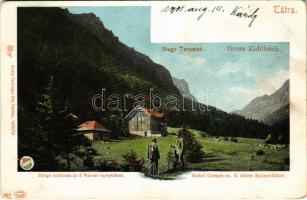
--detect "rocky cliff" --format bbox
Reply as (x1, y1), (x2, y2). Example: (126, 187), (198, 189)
(172, 77), (197, 101)
(236, 80), (289, 125)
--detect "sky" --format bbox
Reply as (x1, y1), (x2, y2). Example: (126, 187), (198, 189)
(67, 7), (289, 112)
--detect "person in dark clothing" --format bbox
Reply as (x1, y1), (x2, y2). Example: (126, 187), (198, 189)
(169, 145), (179, 172)
(176, 129), (186, 170)
(147, 138), (160, 176)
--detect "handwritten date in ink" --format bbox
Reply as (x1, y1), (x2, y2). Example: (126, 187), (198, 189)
(161, 5), (224, 20)
(161, 5), (260, 27)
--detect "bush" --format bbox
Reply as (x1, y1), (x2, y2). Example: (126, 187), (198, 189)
(120, 150), (144, 172)
(55, 155), (69, 169)
(265, 133), (273, 144)
(187, 141), (204, 162)
(255, 145), (265, 155)
(96, 159), (120, 171)
(182, 129), (204, 163)
(75, 147), (98, 170)
(255, 149), (265, 155)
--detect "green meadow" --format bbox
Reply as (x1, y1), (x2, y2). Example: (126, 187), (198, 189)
(92, 127), (289, 177)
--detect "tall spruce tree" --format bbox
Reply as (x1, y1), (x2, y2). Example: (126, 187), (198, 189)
(23, 76), (91, 170)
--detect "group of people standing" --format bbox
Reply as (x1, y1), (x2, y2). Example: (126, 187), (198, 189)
(147, 128), (187, 177)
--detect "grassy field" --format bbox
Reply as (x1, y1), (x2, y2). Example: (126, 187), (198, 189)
(92, 128), (289, 177)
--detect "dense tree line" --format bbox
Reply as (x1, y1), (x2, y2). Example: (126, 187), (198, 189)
(166, 108), (270, 139)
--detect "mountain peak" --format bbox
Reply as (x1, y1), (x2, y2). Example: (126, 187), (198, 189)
(235, 79), (289, 125)
(172, 77), (197, 102)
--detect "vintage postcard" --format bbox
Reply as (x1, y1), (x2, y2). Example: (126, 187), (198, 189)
(0, 1), (306, 199)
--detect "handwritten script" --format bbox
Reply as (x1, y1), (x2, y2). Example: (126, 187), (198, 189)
(161, 5), (260, 27)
